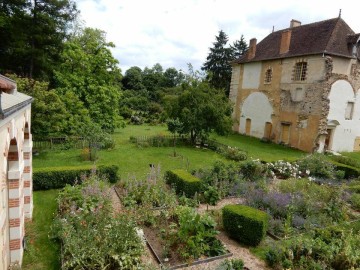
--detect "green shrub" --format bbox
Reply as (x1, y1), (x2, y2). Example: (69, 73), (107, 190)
(350, 194), (360, 211)
(331, 155), (360, 168)
(216, 258), (244, 270)
(222, 204), (269, 246)
(348, 184), (360, 193)
(165, 169), (202, 197)
(333, 163), (360, 179)
(296, 154), (335, 178)
(240, 160), (266, 181)
(33, 165), (119, 190)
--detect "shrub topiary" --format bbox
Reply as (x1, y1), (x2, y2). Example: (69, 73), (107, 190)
(33, 165), (119, 190)
(165, 169), (202, 197)
(222, 204), (269, 246)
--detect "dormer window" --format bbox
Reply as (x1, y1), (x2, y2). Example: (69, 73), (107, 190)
(293, 61), (307, 81)
(264, 68), (272, 83)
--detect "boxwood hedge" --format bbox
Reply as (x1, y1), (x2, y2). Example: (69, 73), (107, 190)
(222, 204), (269, 246)
(165, 169), (202, 197)
(33, 165), (119, 190)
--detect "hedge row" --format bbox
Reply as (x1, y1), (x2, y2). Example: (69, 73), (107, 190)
(33, 165), (119, 190)
(222, 204), (269, 246)
(165, 169), (202, 197)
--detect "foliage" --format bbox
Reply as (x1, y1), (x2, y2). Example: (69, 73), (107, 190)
(195, 161), (243, 198)
(165, 169), (203, 197)
(222, 204), (269, 246)
(51, 175), (144, 270)
(202, 30), (233, 96)
(0, 0), (78, 79)
(172, 206), (226, 260)
(296, 154), (336, 179)
(33, 165), (119, 190)
(265, 226), (360, 270)
(9, 75), (69, 139)
(204, 185), (221, 206)
(119, 171), (177, 209)
(54, 27), (123, 132)
(166, 79), (233, 143)
(350, 193), (360, 210)
(216, 258), (244, 270)
(231, 35), (248, 59)
(240, 159), (266, 181)
(217, 146), (247, 161)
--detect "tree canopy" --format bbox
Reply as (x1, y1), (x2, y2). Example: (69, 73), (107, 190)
(54, 27), (123, 132)
(202, 30), (247, 96)
(0, 0), (78, 79)
(166, 74), (233, 143)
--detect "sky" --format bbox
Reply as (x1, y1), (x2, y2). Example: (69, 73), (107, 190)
(76, 0), (360, 74)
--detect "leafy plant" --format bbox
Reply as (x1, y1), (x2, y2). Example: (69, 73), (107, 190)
(216, 258), (245, 270)
(204, 185), (221, 207)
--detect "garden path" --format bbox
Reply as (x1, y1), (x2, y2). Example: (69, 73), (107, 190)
(110, 190), (269, 270)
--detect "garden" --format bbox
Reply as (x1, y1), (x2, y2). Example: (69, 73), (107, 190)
(24, 125), (360, 270)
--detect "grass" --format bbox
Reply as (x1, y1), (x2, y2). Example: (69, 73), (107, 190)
(33, 125), (306, 179)
(33, 125), (227, 178)
(210, 133), (305, 162)
(27, 125), (353, 269)
(23, 190), (60, 270)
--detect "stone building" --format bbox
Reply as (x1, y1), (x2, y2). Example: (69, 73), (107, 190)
(0, 74), (33, 268)
(230, 17), (360, 152)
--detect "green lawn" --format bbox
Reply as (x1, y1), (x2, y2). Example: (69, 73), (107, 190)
(33, 125), (306, 179)
(23, 190), (60, 270)
(210, 133), (305, 162)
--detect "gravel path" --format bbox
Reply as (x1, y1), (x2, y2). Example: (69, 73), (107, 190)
(111, 191), (269, 270)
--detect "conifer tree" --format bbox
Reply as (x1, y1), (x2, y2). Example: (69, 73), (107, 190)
(202, 30), (233, 96)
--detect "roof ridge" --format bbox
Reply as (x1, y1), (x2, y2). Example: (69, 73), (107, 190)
(272, 17), (339, 34)
(324, 17), (341, 52)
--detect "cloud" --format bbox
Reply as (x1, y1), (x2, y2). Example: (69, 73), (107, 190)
(76, 0), (360, 73)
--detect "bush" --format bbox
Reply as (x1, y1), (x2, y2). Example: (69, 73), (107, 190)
(33, 165), (119, 190)
(216, 258), (244, 270)
(296, 154), (335, 179)
(240, 160), (266, 181)
(165, 169), (202, 197)
(222, 204), (269, 246)
(333, 163), (360, 179)
(350, 193), (360, 211)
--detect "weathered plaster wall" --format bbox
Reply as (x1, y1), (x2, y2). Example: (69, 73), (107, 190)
(242, 62), (262, 89)
(281, 56), (326, 84)
(229, 53), (360, 153)
(239, 92), (273, 138)
(327, 79), (359, 152)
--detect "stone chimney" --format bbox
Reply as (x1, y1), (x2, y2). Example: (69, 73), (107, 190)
(279, 30), (292, 54)
(248, 38), (257, 60)
(290, 19), (301, 28)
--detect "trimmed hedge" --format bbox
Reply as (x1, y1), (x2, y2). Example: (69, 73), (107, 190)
(33, 165), (119, 190)
(333, 163), (360, 179)
(222, 204), (269, 246)
(165, 169), (202, 197)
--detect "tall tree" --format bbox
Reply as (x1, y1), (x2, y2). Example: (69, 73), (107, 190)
(0, 0), (78, 79)
(54, 27), (122, 132)
(166, 68), (232, 143)
(231, 35), (248, 59)
(122, 66), (145, 91)
(202, 30), (233, 96)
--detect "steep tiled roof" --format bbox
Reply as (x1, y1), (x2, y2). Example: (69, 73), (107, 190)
(235, 18), (356, 64)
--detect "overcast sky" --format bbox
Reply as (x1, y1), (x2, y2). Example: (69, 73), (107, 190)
(76, 0), (360, 73)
